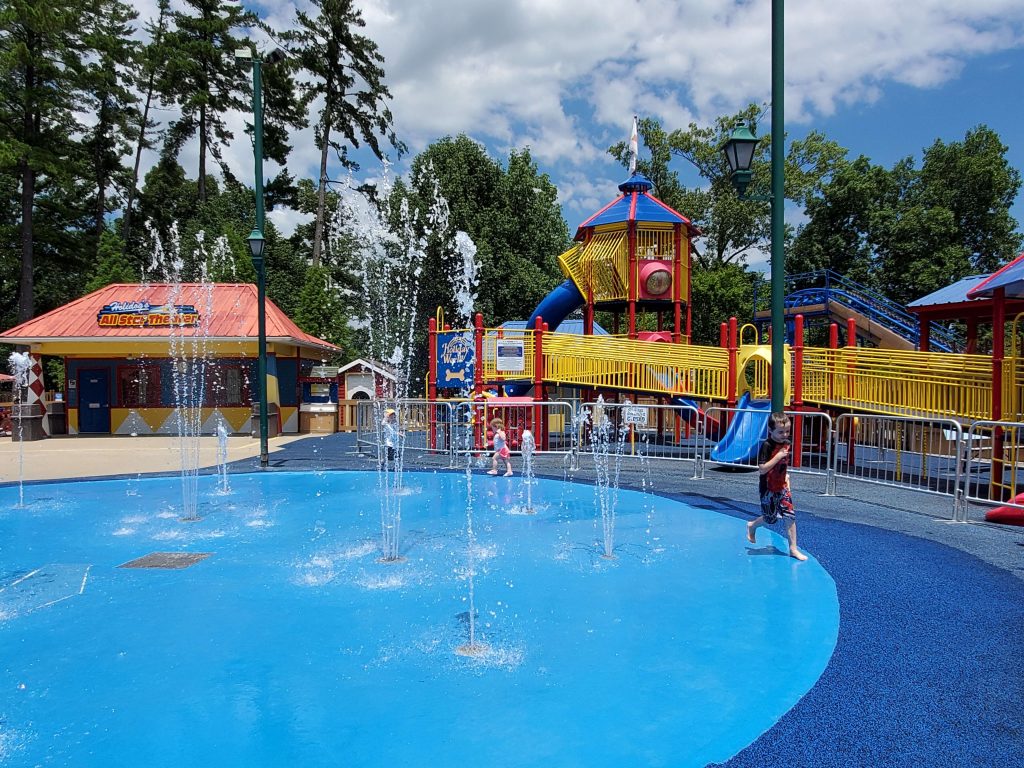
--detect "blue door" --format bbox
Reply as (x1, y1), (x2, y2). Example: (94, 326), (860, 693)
(78, 369), (110, 433)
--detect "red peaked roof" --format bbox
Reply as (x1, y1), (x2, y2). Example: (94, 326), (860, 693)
(0, 283), (339, 352)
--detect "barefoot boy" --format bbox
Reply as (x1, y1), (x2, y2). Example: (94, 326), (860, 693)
(747, 412), (808, 561)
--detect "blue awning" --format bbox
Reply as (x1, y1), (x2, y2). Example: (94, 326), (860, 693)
(967, 252), (1024, 299)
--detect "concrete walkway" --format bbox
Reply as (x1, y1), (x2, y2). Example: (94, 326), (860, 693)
(0, 433), (308, 483)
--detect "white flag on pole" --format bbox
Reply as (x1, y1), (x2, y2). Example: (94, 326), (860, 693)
(629, 116), (639, 174)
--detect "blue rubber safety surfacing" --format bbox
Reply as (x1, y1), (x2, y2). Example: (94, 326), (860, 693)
(0, 471), (838, 767)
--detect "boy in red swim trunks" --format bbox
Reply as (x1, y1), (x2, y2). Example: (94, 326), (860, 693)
(746, 412), (807, 561)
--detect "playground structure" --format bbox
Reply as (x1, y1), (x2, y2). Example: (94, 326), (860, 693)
(421, 175), (1024, 522)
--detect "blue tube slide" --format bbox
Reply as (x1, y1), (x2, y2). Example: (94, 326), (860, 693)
(504, 280), (585, 396)
(526, 279), (585, 332)
(708, 392), (771, 463)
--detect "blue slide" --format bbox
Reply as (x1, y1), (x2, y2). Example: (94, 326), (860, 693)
(526, 279), (585, 332)
(709, 392), (771, 463)
(505, 280), (585, 396)
(671, 396), (722, 438)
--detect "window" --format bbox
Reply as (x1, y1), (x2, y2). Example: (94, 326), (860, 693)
(207, 364), (249, 407)
(118, 365), (161, 407)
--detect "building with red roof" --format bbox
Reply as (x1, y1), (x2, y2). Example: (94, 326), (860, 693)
(0, 283), (340, 436)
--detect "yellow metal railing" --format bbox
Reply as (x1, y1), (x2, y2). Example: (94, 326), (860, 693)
(801, 347), (993, 420)
(557, 232), (628, 302)
(480, 329), (537, 382)
(635, 226), (676, 259)
(542, 333), (729, 400)
(1004, 356), (1024, 422)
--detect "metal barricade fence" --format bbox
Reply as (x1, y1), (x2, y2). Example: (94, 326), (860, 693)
(832, 414), (964, 519)
(355, 399), (457, 458)
(575, 401), (703, 475)
(961, 420), (1024, 522)
(437, 399), (580, 470)
(699, 407), (833, 481)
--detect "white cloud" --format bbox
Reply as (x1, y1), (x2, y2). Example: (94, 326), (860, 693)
(123, 0), (1024, 235)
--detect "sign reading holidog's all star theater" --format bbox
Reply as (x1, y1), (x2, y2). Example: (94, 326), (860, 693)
(96, 300), (201, 328)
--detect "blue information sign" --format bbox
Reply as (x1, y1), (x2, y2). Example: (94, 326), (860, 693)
(436, 331), (474, 387)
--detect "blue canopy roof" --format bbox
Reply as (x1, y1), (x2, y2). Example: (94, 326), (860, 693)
(575, 174), (695, 235)
(499, 320), (608, 335)
(967, 251), (1024, 299)
(908, 275), (989, 307)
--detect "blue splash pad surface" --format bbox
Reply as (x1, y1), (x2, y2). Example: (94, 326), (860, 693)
(0, 471), (839, 767)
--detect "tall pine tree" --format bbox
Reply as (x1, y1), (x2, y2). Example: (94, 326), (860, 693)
(0, 0), (89, 321)
(283, 0), (404, 266)
(160, 0), (255, 202)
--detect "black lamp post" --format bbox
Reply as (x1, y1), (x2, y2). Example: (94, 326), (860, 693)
(720, 0), (785, 413)
(238, 45), (270, 467)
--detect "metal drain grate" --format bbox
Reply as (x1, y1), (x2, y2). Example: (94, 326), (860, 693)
(119, 552), (213, 569)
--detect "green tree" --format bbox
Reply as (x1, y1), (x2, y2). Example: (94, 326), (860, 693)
(283, 0), (404, 266)
(787, 156), (889, 282)
(292, 265), (350, 350)
(121, 0), (170, 253)
(918, 126), (1022, 274)
(0, 0), (88, 321)
(792, 125), (1022, 305)
(79, 0), (141, 249)
(160, 0), (256, 202)
(407, 136), (568, 326)
(690, 264), (757, 346)
(85, 228), (138, 292)
(610, 108), (846, 269)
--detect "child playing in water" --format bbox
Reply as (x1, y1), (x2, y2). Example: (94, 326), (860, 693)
(380, 408), (400, 466)
(746, 412), (808, 561)
(487, 417), (513, 477)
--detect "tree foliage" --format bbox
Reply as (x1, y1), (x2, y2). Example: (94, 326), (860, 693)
(159, 0), (256, 202)
(791, 125), (1023, 304)
(282, 0), (403, 266)
(406, 135), (568, 326)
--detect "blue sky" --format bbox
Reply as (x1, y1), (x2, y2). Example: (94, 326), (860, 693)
(144, 1), (1024, 268)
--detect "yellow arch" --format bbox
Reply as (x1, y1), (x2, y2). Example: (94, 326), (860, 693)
(735, 343), (791, 405)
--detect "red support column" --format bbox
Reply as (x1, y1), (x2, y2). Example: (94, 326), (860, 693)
(829, 322), (838, 401)
(474, 313), (484, 450)
(992, 288), (1006, 499)
(533, 316), (545, 449)
(792, 314), (804, 468)
(727, 317), (738, 410)
(684, 232), (692, 341)
(585, 285), (594, 336)
(627, 219), (637, 338)
(673, 223), (683, 343)
(919, 317), (930, 352)
(846, 317), (856, 400)
(428, 317), (437, 449)
(793, 314), (804, 407)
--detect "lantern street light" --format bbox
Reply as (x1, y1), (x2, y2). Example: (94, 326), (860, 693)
(719, 0), (786, 413)
(721, 124), (759, 198)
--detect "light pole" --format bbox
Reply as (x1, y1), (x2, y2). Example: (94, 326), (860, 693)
(721, 0), (785, 413)
(247, 228), (268, 467)
(237, 46), (270, 467)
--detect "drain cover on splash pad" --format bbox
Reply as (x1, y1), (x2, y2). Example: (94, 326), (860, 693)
(119, 552), (212, 569)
